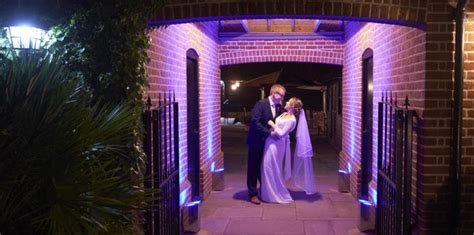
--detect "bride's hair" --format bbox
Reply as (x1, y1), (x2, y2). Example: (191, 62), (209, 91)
(288, 97), (303, 116)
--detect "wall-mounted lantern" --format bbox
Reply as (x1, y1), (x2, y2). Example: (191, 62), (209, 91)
(5, 25), (47, 50)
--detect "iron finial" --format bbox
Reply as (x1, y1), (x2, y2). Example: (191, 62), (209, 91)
(146, 96), (152, 110)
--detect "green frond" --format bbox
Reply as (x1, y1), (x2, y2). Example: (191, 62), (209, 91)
(0, 53), (154, 234)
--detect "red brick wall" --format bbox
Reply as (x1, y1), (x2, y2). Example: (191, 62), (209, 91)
(342, 21), (425, 228)
(464, 7), (474, 233)
(464, 5), (474, 233)
(219, 40), (343, 65)
(423, 1), (474, 233)
(146, 21), (223, 206)
(142, 1), (474, 233)
(421, 1), (454, 233)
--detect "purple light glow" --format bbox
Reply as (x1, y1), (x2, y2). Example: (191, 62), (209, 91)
(371, 188), (377, 205)
(187, 200), (201, 207)
(180, 188), (189, 206)
(207, 123), (213, 158)
(214, 168), (224, 173)
(338, 169), (348, 174)
(147, 21), (222, 212)
(210, 161), (215, 172)
(349, 115), (356, 172)
(358, 199), (373, 206)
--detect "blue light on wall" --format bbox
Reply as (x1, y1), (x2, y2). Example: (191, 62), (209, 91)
(350, 129), (355, 154)
(186, 199), (201, 207)
(210, 161), (215, 172)
(207, 123), (213, 158)
(179, 142), (186, 184)
(358, 198), (373, 206)
(371, 188), (377, 205)
(349, 115), (356, 174)
(180, 188), (189, 206)
(210, 161), (224, 173)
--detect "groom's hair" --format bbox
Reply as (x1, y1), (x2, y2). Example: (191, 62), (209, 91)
(270, 84), (286, 95)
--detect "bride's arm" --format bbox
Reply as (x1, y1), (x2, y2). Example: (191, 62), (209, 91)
(267, 120), (278, 138)
(267, 120), (276, 129)
(268, 119), (296, 138)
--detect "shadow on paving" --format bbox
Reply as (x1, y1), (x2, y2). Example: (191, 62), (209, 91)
(188, 125), (372, 235)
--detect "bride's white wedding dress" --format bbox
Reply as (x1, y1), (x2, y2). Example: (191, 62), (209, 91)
(260, 114), (296, 203)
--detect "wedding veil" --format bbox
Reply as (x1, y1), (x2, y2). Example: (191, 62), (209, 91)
(292, 109), (316, 195)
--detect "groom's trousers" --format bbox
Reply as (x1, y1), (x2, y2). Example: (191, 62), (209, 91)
(247, 142), (265, 197)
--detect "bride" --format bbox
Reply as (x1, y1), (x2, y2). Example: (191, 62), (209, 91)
(260, 97), (316, 203)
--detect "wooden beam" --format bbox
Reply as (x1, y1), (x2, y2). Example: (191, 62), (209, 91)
(219, 32), (344, 41)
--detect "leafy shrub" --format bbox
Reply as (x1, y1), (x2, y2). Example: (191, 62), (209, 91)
(0, 53), (151, 234)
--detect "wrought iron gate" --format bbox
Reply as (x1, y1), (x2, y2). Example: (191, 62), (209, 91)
(376, 92), (415, 235)
(143, 93), (180, 235)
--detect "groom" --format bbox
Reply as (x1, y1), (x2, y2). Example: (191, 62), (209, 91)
(246, 84), (286, 204)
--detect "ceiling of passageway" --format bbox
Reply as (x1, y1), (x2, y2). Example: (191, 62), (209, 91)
(219, 19), (344, 40)
(219, 19), (344, 33)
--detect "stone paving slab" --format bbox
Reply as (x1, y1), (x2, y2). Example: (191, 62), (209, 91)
(303, 220), (335, 235)
(333, 202), (360, 218)
(191, 126), (369, 235)
(295, 200), (339, 220)
(331, 220), (360, 235)
(326, 192), (356, 202)
(224, 218), (305, 234)
(262, 207), (297, 220)
(199, 218), (230, 234)
(210, 207), (263, 219)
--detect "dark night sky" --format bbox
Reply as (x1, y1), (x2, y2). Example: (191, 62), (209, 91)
(221, 62), (342, 84)
(221, 62), (342, 112)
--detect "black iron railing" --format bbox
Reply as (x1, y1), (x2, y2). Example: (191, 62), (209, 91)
(376, 92), (415, 235)
(143, 92), (180, 235)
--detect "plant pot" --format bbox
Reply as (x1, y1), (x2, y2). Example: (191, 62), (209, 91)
(338, 170), (350, 193)
(212, 168), (225, 191)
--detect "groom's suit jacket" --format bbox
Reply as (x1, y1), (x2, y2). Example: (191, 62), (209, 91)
(246, 98), (282, 146)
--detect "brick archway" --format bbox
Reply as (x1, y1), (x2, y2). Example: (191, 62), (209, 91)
(146, 1), (474, 233)
(219, 39), (343, 66)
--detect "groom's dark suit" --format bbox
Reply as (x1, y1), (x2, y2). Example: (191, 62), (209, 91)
(246, 98), (283, 198)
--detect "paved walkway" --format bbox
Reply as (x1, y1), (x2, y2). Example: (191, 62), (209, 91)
(196, 125), (365, 235)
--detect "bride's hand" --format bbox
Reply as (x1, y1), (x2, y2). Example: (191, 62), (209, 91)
(270, 131), (279, 139)
(267, 120), (275, 126)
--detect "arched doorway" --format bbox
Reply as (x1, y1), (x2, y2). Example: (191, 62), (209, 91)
(147, 9), (429, 232)
(360, 48), (374, 219)
(186, 48), (201, 223)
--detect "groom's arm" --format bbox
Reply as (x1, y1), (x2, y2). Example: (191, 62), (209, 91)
(250, 101), (271, 139)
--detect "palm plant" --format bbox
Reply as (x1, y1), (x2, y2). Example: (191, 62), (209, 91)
(0, 52), (152, 234)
